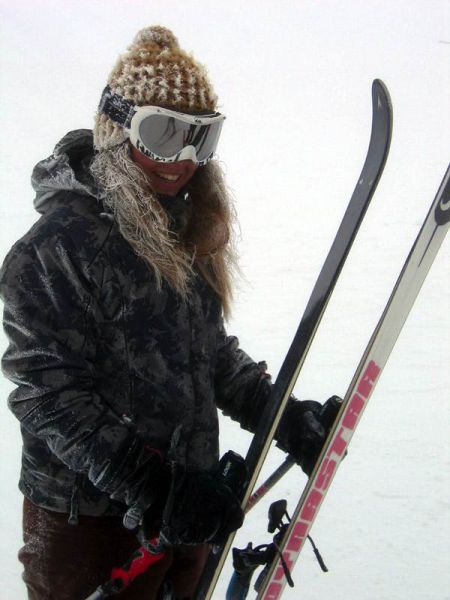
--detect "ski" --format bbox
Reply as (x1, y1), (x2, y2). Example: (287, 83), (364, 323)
(255, 164), (450, 600)
(193, 79), (393, 600)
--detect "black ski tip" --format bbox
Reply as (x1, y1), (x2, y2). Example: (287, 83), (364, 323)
(371, 79), (393, 114)
(365, 78), (393, 180)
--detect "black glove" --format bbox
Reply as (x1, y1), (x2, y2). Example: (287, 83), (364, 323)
(276, 395), (342, 475)
(107, 443), (171, 531)
(156, 467), (244, 547)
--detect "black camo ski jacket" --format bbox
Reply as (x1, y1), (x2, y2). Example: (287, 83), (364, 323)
(0, 130), (267, 519)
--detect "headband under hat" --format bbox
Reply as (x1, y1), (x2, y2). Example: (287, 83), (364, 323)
(93, 25), (218, 150)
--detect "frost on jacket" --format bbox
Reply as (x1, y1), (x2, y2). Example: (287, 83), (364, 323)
(0, 130), (266, 518)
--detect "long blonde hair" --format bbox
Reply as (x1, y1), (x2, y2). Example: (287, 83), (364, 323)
(90, 144), (238, 317)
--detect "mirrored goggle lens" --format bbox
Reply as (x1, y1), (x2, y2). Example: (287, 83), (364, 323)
(138, 115), (222, 162)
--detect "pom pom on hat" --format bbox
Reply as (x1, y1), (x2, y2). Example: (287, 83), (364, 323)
(94, 25), (218, 150)
(131, 25), (180, 50)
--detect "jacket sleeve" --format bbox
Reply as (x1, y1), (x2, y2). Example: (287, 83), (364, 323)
(213, 323), (322, 455)
(0, 232), (143, 498)
(214, 321), (273, 432)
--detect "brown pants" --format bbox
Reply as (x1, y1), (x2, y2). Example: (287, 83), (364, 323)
(19, 497), (209, 600)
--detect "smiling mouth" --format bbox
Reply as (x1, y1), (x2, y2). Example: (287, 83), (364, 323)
(155, 172), (181, 182)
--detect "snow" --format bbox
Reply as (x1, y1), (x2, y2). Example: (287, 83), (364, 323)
(0, 1), (449, 598)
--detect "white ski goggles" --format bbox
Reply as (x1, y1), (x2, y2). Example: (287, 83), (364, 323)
(98, 86), (225, 166)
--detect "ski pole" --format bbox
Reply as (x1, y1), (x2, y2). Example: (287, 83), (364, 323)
(227, 498), (328, 600)
(84, 455), (296, 599)
(245, 456), (295, 512)
(84, 539), (165, 599)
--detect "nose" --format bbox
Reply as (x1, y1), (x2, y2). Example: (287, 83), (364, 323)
(178, 145), (198, 163)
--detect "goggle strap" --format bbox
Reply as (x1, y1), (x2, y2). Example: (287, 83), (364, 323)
(98, 86), (136, 129)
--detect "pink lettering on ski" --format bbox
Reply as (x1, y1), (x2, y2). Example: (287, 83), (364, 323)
(286, 521), (309, 552)
(263, 360), (381, 598)
(263, 582), (283, 599)
(300, 488), (323, 522)
(357, 360), (381, 397)
(316, 456), (337, 491)
(342, 392), (365, 429)
(326, 425), (347, 458)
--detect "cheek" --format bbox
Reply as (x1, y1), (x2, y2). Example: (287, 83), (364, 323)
(141, 163), (159, 178)
(183, 163), (198, 181)
(129, 146), (157, 174)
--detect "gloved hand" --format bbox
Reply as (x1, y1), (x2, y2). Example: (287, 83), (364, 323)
(155, 467), (244, 547)
(275, 395), (342, 475)
(107, 443), (171, 531)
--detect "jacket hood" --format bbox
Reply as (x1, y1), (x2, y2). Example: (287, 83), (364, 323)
(32, 129), (99, 215)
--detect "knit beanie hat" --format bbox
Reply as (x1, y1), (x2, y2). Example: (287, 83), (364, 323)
(93, 25), (218, 150)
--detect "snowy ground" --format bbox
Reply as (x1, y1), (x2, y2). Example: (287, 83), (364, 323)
(0, 1), (449, 599)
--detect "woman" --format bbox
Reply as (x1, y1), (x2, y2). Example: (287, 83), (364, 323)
(0, 26), (339, 599)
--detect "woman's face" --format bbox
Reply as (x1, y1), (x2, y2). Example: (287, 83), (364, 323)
(129, 144), (198, 196)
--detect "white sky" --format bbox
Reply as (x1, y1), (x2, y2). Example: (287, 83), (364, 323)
(0, 2), (449, 598)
